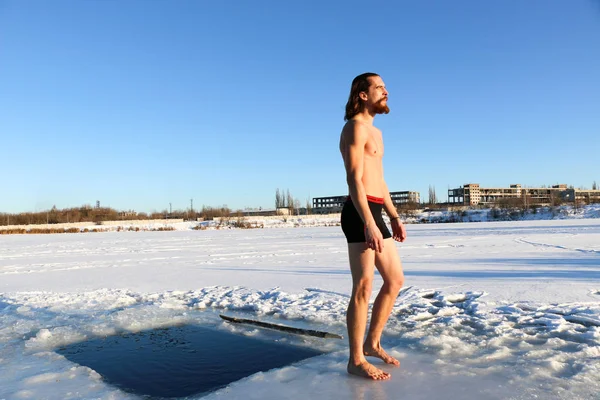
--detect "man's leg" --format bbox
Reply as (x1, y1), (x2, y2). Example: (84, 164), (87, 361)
(364, 238), (404, 365)
(346, 243), (390, 380)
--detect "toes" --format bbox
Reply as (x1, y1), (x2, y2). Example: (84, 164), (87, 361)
(385, 356), (399, 365)
(379, 371), (390, 380)
(367, 366), (385, 380)
(348, 361), (391, 380)
(372, 368), (390, 380)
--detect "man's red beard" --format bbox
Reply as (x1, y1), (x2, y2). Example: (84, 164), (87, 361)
(373, 98), (390, 115)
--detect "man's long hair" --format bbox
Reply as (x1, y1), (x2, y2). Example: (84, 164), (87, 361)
(344, 72), (379, 121)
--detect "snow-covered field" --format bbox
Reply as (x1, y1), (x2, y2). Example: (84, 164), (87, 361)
(1, 219), (599, 399)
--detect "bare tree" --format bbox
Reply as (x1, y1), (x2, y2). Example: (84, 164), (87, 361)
(286, 189), (294, 211)
(428, 185), (437, 205)
(305, 198), (312, 215)
(275, 189), (284, 208)
(549, 191), (563, 207)
(593, 181), (598, 190)
(294, 199), (301, 215)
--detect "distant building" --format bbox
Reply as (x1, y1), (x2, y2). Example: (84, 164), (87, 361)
(568, 188), (600, 204)
(238, 207), (308, 217)
(312, 195), (348, 214)
(239, 208), (279, 217)
(448, 183), (600, 206)
(312, 191), (420, 214)
(390, 191), (420, 205)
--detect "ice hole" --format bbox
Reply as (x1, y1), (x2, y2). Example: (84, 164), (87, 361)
(57, 324), (323, 398)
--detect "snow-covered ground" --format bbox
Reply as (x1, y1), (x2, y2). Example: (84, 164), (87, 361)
(408, 204), (600, 224)
(1, 219), (599, 399)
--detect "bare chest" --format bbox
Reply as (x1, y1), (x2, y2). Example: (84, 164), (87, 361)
(364, 130), (384, 159)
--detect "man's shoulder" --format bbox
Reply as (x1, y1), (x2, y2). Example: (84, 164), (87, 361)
(342, 119), (370, 137)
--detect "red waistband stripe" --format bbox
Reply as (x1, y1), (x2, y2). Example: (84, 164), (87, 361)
(346, 195), (385, 204)
(366, 195), (384, 204)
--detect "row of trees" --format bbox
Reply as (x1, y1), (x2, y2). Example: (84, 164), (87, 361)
(0, 206), (131, 226)
(2, 190), (313, 227)
(428, 185), (437, 205)
(275, 188), (311, 214)
(0, 195), (315, 227)
(0, 204), (237, 226)
(3, 181), (597, 227)
(275, 188), (298, 209)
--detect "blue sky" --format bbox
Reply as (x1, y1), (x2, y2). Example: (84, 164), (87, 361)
(1, 1), (599, 213)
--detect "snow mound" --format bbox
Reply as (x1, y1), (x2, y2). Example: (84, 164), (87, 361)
(1, 286), (599, 399)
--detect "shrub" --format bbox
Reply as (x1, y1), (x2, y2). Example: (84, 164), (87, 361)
(0, 228), (27, 235)
(152, 226), (175, 231)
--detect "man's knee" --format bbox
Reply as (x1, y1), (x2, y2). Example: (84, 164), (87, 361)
(383, 274), (404, 294)
(352, 279), (373, 302)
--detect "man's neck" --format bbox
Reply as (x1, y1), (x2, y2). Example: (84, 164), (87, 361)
(354, 110), (376, 126)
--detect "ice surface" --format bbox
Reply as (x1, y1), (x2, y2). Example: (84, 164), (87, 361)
(1, 218), (599, 399)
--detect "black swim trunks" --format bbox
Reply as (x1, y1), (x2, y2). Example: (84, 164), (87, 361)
(341, 195), (392, 243)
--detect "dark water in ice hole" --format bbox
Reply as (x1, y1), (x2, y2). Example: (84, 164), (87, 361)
(57, 324), (323, 398)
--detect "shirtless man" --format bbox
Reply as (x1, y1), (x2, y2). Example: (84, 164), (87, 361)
(339, 73), (407, 380)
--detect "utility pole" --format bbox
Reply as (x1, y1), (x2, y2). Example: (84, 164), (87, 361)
(190, 198), (194, 220)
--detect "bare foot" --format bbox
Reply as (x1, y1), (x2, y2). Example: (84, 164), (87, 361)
(363, 344), (400, 366)
(347, 361), (391, 380)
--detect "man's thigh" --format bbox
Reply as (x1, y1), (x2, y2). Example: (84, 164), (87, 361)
(347, 242), (376, 282)
(374, 238), (403, 282)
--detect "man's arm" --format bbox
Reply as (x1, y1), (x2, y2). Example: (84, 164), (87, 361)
(383, 181), (407, 243)
(382, 181), (399, 220)
(342, 123), (385, 251)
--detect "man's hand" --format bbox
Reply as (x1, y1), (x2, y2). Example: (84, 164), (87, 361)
(365, 223), (385, 253)
(391, 218), (407, 242)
